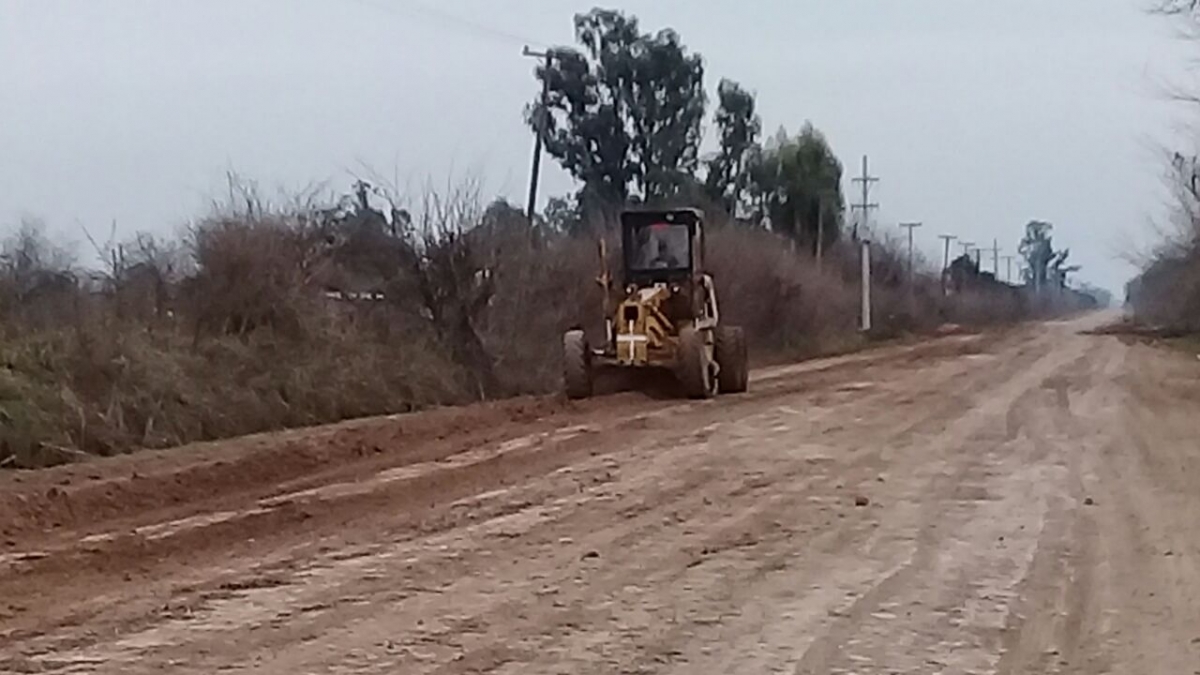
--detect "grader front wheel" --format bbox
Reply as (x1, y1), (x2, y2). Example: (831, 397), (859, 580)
(563, 330), (593, 400)
(715, 325), (749, 394)
(678, 327), (716, 399)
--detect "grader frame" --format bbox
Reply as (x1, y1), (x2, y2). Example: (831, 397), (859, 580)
(562, 208), (748, 400)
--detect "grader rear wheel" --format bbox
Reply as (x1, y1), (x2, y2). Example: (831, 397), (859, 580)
(678, 327), (716, 399)
(715, 325), (749, 394)
(563, 330), (593, 400)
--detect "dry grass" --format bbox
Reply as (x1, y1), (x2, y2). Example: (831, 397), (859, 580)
(1128, 248), (1200, 333)
(1126, 143), (1200, 333)
(0, 194), (1090, 468)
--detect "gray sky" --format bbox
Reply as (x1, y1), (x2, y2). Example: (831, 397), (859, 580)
(0, 0), (1191, 291)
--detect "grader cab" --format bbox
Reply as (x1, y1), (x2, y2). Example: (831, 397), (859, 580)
(562, 208), (749, 399)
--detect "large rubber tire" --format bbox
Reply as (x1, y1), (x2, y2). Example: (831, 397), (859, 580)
(714, 325), (749, 394)
(677, 327), (715, 399)
(563, 330), (592, 400)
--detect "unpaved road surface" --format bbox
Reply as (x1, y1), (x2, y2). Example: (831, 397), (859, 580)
(3, 313), (1200, 674)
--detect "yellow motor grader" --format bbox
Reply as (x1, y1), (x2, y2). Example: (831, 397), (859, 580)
(563, 208), (748, 399)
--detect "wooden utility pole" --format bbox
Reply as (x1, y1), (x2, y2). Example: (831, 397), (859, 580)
(938, 234), (956, 271)
(938, 234), (956, 296)
(991, 239), (1001, 277)
(522, 46), (553, 227)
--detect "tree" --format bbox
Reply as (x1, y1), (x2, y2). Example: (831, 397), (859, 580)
(1152, 0), (1200, 17)
(529, 9), (707, 209)
(751, 123), (845, 252)
(946, 252), (982, 292)
(0, 219), (78, 329)
(744, 143), (775, 225)
(542, 194), (586, 235)
(1018, 220), (1055, 290)
(481, 198), (526, 231)
(704, 79), (761, 215)
(1048, 248), (1081, 290)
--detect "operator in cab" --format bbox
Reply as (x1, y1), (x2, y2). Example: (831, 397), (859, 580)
(650, 240), (680, 268)
(636, 224), (688, 271)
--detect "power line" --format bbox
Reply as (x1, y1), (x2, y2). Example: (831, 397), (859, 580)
(346, 0), (550, 49)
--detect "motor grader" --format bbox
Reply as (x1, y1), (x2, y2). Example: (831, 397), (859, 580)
(562, 208), (748, 399)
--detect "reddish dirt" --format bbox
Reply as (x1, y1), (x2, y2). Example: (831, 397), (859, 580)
(3, 314), (1200, 673)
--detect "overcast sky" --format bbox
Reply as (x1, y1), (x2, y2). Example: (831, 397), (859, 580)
(0, 0), (1192, 291)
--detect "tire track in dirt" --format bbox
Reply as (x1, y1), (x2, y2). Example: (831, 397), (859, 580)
(17, 318), (1200, 674)
(243, 326), (1061, 674)
(993, 345), (1114, 675)
(510, 330), (1065, 674)
(0, 331), (993, 667)
(2, 331), (1012, 667)
(275, 332), (1046, 674)
(1066, 341), (1200, 673)
(754, 333), (1091, 674)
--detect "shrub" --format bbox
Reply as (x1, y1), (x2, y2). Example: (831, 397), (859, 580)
(0, 189), (1081, 468)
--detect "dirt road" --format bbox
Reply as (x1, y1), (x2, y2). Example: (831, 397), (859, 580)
(2, 313), (1199, 673)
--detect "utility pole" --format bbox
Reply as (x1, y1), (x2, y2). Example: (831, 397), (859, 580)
(971, 247), (982, 268)
(1002, 255), (1015, 284)
(861, 239), (872, 332)
(990, 239), (1001, 277)
(522, 46), (553, 228)
(850, 156), (879, 241)
(938, 234), (956, 296)
(938, 235), (957, 272)
(958, 240), (975, 258)
(899, 222), (922, 286)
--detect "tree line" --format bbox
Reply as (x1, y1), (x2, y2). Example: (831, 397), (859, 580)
(0, 7), (1106, 467)
(527, 8), (845, 256)
(526, 8), (1099, 303)
(1124, 1), (1200, 329)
